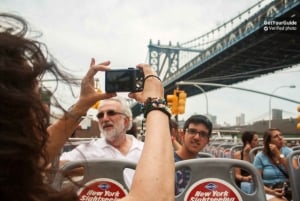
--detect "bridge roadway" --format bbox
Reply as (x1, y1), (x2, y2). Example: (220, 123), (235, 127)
(131, 0), (300, 117)
(163, 0), (300, 97)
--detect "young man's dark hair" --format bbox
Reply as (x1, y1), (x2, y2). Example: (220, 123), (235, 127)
(183, 115), (212, 137)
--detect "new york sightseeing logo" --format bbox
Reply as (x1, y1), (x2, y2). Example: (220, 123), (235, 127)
(184, 178), (242, 201)
(77, 178), (128, 201)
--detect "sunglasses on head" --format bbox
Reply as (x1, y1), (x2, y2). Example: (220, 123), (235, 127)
(97, 110), (126, 119)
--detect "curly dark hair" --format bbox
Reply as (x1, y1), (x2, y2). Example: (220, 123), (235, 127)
(0, 13), (77, 201)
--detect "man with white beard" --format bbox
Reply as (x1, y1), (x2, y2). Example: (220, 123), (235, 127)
(59, 96), (144, 187)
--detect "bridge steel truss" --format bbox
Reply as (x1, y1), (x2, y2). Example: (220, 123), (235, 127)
(131, 0), (300, 117)
(151, 0), (300, 97)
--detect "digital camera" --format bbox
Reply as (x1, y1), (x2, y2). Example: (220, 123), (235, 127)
(105, 68), (144, 92)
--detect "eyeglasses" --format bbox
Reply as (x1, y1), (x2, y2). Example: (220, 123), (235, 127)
(186, 128), (209, 138)
(97, 110), (126, 119)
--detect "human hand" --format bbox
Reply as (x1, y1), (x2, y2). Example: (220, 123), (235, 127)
(76, 58), (116, 111)
(273, 188), (285, 198)
(171, 136), (177, 141)
(128, 64), (163, 103)
(269, 143), (280, 155)
(243, 143), (251, 153)
(243, 175), (252, 182)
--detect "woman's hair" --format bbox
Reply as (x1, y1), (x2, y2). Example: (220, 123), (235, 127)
(0, 13), (77, 201)
(241, 131), (257, 147)
(262, 128), (281, 159)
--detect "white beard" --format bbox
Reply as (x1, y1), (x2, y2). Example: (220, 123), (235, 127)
(100, 120), (126, 142)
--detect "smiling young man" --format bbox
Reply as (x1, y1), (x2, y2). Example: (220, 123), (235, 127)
(60, 96), (144, 187)
(174, 114), (213, 195)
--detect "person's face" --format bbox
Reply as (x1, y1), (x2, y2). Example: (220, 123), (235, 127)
(250, 134), (259, 148)
(97, 101), (129, 141)
(270, 130), (284, 148)
(182, 123), (210, 154)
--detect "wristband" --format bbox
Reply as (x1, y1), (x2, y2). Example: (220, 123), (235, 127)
(143, 75), (161, 83)
(142, 97), (171, 119)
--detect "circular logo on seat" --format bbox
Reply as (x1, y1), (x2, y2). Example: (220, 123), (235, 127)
(184, 178), (242, 201)
(77, 178), (128, 201)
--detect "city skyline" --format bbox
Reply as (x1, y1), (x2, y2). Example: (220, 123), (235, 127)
(180, 67), (300, 126)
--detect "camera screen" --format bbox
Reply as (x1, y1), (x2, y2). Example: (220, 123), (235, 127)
(105, 70), (135, 92)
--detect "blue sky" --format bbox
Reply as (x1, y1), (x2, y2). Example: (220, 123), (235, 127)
(2, 0), (300, 125)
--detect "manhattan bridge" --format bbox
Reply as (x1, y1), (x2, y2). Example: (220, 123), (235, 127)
(131, 0), (300, 117)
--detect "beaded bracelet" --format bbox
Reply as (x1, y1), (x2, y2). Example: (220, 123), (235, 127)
(142, 97), (171, 119)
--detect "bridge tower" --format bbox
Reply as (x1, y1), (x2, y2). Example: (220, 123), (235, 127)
(148, 40), (180, 81)
(148, 39), (202, 81)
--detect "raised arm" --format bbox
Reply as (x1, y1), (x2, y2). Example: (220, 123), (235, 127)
(46, 59), (116, 161)
(234, 145), (252, 182)
(122, 64), (174, 201)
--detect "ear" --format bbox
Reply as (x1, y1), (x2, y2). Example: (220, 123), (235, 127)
(124, 116), (130, 128)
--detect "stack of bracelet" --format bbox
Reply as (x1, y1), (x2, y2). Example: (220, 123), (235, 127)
(143, 97), (171, 119)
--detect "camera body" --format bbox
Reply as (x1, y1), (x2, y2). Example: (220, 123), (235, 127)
(273, 182), (288, 192)
(105, 68), (144, 92)
(282, 182), (289, 193)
